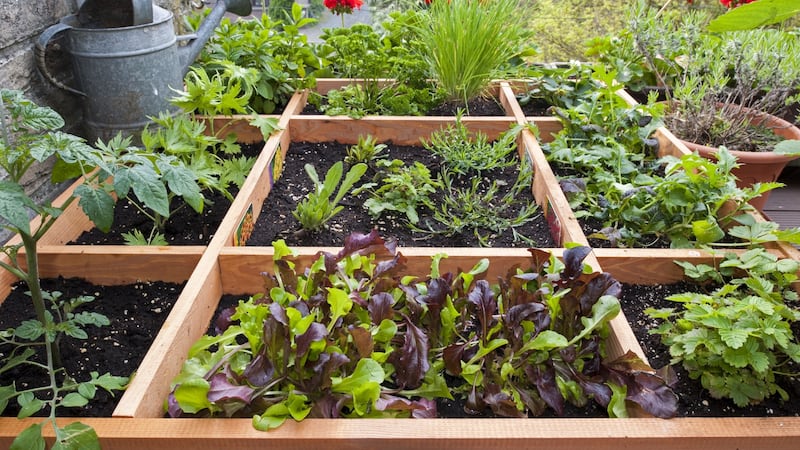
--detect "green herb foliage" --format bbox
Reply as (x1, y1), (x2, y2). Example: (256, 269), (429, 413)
(293, 161), (367, 232)
(647, 249), (800, 407)
(542, 64), (796, 248)
(363, 159), (441, 225)
(421, 115), (518, 175)
(168, 233), (677, 427)
(187, 5), (325, 114)
(0, 89), (127, 449)
(415, 166), (540, 247)
(417, 0), (534, 104)
(313, 18), (441, 118)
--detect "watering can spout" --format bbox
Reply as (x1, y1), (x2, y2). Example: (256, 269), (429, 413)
(178, 0), (252, 74)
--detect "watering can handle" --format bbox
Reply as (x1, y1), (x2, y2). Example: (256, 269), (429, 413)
(35, 23), (86, 97)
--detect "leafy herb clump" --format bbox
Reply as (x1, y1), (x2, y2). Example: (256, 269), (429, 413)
(647, 248), (800, 407)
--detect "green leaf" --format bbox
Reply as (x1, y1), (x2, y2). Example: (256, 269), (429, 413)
(173, 377), (212, 414)
(78, 382), (97, 399)
(0, 181), (35, 234)
(22, 103), (65, 131)
(61, 392), (90, 408)
(17, 392), (44, 418)
(607, 383), (628, 418)
(520, 330), (569, 353)
(326, 287), (353, 331)
(15, 319), (45, 341)
(332, 358), (385, 395)
(253, 403), (289, 431)
(571, 295), (621, 345)
(772, 141), (800, 156)
(719, 328), (750, 349)
(0, 383), (18, 414)
(53, 422), (101, 450)
(691, 218), (725, 244)
(708, 0), (800, 32)
(160, 162), (203, 213)
(127, 164), (170, 217)
(10, 423), (45, 450)
(249, 115), (281, 138)
(74, 184), (115, 233)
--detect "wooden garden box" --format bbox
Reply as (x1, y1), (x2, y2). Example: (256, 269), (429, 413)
(1, 83), (799, 449)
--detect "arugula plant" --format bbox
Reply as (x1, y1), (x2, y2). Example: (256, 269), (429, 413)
(293, 161), (367, 232)
(0, 89), (128, 449)
(646, 249), (800, 407)
(415, 165), (541, 247)
(168, 233), (676, 428)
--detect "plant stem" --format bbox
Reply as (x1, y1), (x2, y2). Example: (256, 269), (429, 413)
(20, 231), (64, 369)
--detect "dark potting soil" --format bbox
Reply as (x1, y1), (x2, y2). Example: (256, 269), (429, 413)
(302, 95), (509, 117)
(517, 97), (553, 117)
(620, 281), (800, 417)
(0, 277), (184, 417)
(244, 141), (556, 249)
(71, 190), (234, 245)
(70, 143), (263, 246)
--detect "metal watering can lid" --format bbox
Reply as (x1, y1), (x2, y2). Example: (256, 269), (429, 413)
(76, 0), (153, 28)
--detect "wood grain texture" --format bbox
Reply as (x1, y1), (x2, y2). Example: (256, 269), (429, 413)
(1, 416), (798, 449)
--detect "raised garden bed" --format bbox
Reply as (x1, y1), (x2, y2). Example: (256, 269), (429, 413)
(1, 84), (800, 449)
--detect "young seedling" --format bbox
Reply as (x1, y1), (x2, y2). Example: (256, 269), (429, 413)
(293, 161), (367, 232)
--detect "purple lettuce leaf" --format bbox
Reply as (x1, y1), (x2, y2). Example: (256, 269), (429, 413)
(388, 314), (430, 389)
(207, 373), (255, 405)
(375, 395), (437, 418)
(368, 292), (395, 324)
(467, 280), (497, 343)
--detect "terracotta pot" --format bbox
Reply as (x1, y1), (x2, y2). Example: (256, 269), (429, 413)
(678, 109), (800, 212)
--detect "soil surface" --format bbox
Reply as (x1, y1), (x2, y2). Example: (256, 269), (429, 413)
(245, 141), (556, 249)
(71, 143), (263, 246)
(0, 277), (184, 417)
(303, 94), (510, 117)
(71, 190), (234, 245)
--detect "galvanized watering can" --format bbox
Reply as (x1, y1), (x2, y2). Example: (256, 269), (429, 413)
(36, 0), (252, 142)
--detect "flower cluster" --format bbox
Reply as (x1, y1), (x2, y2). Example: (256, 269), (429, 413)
(685, 0), (756, 6)
(719, 0), (756, 7)
(323, 0), (363, 16)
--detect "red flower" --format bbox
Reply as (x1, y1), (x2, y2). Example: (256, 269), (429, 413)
(720, 0), (756, 8)
(324, 0), (363, 16)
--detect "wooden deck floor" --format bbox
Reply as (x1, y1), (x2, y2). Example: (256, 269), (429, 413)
(763, 165), (800, 230)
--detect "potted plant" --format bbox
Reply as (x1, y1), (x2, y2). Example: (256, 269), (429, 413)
(619, 3), (800, 211)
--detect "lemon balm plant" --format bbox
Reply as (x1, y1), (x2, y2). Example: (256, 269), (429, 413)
(0, 90), (127, 449)
(416, 0), (535, 109)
